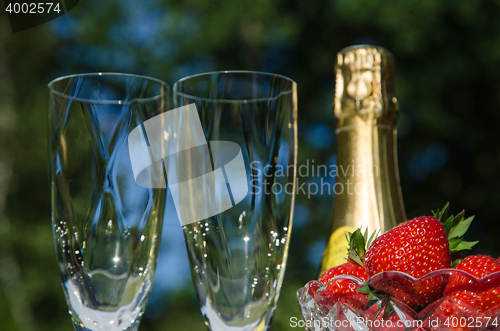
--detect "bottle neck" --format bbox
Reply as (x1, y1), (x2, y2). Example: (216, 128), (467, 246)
(321, 45), (405, 273)
(330, 117), (406, 233)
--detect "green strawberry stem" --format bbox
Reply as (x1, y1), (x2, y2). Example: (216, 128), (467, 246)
(346, 228), (377, 267)
(432, 203), (478, 255)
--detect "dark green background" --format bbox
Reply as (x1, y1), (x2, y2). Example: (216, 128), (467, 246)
(1, 0), (500, 330)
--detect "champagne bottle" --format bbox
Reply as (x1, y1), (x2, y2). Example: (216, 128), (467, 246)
(319, 45), (406, 274)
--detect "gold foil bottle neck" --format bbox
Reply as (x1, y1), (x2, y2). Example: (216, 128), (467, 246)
(320, 45), (406, 273)
(335, 45), (399, 128)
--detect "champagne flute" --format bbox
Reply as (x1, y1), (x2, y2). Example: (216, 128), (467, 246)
(172, 71), (298, 331)
(48, 73), (169, 331)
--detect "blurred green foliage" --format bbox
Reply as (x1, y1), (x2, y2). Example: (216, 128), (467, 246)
(2, 0), (500, 330)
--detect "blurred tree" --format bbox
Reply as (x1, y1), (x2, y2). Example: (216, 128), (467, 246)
(0, 13), (36, 331)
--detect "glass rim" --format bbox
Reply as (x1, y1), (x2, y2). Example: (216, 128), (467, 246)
(47, 72), (169, 105)
(173, 70), (297, 103)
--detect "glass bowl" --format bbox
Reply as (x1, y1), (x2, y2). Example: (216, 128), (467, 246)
(297, 269), (500, 330)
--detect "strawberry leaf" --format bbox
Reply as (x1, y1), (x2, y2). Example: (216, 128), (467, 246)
(448, 216), (474, 239)
(383, 300), (395, 318)
(367, 291), (382, 309)
(366, 229), (378, 248)
(352, 230), (366, 256)
(434, 203), (479, 254)
(452, 210), (465, 227)
(454, 240), (478, 252)
(344, 231), (353, 245)
(449, 238), (462, 250)
(356, 284), (371, 294)
(346, 228), (378, 268)
(433, 202), (449, 222)
(452, 258), (463, 268)
(443, 216), (453, 235)
(348, 250), (363, 267)
(347, 229), (369, 267)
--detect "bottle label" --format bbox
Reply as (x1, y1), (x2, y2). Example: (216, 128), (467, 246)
(320, 225), (357, 274)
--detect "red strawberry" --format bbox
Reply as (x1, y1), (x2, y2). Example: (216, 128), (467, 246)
(364, 204), (477, 306)
(447, 255), (500, 318)
(364, 216), (451, 306)
(365, 216), (450, 279)
(313, 261), (368, 313)
(420, 297), (472, 331)
(363, 204), (478, 307)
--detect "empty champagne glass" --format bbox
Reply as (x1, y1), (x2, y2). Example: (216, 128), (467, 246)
(48, 73), (169, 331)
(172, 71), (298, 331)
